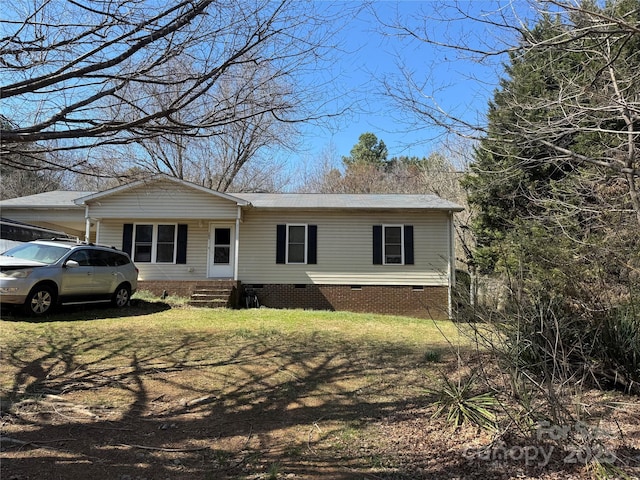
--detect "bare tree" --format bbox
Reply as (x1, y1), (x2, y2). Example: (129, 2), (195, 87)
(1, 0), (350, 173)
(379, 0), (640, 225)
(295, 143), (342, 193)
(199, 62), (297, 192)
(106, 55), (297, 191)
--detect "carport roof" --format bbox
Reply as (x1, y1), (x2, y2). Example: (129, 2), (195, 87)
(0, 190), (93, 208)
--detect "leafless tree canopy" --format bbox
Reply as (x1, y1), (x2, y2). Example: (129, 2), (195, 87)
(0, 0), (347, 172)
(115, 60), (297, 191)
(381, 0), (640, 223)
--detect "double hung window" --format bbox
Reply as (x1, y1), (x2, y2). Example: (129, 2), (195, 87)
(276, 224), (317, 265)
(373, 224), (414, 265)
(133, 224), (176, 263)
(287, 225), (307, 264)
(383, 225), (403, 264)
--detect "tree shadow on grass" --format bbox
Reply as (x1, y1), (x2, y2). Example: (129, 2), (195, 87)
(0, 299), (171, 322)
(1, 325), (635, 479)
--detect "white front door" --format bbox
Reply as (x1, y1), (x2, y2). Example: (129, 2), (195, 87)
(208, 224), (234, 278)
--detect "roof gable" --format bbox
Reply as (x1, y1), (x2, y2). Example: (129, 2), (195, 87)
(74, 174), (249, 206)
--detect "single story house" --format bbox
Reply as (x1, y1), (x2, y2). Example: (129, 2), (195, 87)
(0, 174), (464, 318)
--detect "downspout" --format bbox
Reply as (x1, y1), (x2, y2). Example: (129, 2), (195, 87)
(234, 205), (241, 281)
(448, 211), (455, 320)
(84, 205), (90, 243)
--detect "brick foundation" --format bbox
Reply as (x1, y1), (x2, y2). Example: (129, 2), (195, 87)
(244, 284), (449, 319)
(137, 280), (450, 319)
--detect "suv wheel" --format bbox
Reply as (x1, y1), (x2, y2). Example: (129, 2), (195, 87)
(25, 285), (55, 316)
(112, 284), (131, 307)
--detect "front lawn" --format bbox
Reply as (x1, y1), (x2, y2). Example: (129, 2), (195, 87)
(1, 300), (638, 479)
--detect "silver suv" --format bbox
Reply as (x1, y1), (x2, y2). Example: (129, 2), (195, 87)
(0, 239), (138, 316)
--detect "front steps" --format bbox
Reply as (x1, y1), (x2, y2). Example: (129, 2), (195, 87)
(188, 281), (239, 308)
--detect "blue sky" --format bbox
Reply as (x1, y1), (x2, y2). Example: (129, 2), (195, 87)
(293, 1), (523, 168)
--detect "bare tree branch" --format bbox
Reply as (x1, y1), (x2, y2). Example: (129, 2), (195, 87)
(1, 0), (351, 171)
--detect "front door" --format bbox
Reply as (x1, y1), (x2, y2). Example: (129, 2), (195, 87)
(208, 224), (234, 278)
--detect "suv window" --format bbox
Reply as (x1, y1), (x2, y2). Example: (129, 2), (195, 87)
(88, 250), (110, 266)
(110, 251), (131, 266)
(90, 250), (131, 267)
(4, 243), (69, 264)
(68, 249), (92, 266)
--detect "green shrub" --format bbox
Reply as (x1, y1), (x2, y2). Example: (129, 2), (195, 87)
(592, 305), (640, 394)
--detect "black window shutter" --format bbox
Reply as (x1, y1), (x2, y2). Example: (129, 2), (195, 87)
(307, 225), (317, 264)
(276, 224), (286, 264)
(404, 225), (414, 265)
(122, 224), (133, 256)
(176, 224), (188, 264)
(373, 225), (383, 265)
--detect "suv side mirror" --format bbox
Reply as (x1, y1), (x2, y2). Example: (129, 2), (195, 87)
(65, 260), (80, 268)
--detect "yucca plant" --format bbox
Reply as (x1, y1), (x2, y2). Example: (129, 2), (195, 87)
(429, 373), (498, 430)
(586, 457), (631, 480)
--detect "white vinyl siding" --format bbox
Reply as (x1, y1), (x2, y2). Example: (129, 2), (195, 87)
(88, 180), (241, 281)
(85, 179), (238, 219)
(91, 180), (451, 285)
(98, 220), (210, 281)
(238, 210), (449, 286)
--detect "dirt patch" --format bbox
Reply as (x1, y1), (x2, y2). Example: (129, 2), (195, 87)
(2, 368), (639, 479)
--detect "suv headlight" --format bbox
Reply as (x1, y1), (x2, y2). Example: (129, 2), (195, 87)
(0, 269), (33, 278)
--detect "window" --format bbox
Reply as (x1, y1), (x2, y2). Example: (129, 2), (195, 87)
(123, 223), (187, 265)
(133, 224), (176, 263)
(134, 224), (153, 262)
(89, 249), (131, 267)
(68, 249), (91, 266)
(156, 225), (176, 263)
(287, 225), (307, 264)
(276, 224), (317, 265)
(213, 228), (231, 264)
(373, 225), (414, 265)
(384, 225), (403, 264)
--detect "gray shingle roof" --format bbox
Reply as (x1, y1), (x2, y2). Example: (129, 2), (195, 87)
(0, 188), (464, 212)
(234, 193), (464, 211)
(0, 191), (94, 208)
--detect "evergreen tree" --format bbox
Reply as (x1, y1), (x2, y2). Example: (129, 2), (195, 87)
(465, 1), (640, 283)
(342, 133), (388, 168)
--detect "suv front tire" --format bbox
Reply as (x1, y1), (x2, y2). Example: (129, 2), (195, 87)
(25, 284), (56, 316)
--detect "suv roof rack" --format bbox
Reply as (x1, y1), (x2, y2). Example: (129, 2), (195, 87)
(38, 237), (82, 243)
(36, 237), (121, 251)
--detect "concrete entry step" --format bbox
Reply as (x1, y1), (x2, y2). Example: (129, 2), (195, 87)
(188, 280), (239, 308)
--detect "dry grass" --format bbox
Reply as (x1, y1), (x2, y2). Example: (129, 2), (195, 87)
(1, 300), (638, 480)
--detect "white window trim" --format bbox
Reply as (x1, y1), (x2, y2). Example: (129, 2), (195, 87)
(286, 223), (308, 265)
(383, 224), (404, 265)
(133, 223), (178, 264)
